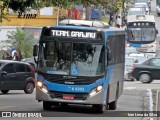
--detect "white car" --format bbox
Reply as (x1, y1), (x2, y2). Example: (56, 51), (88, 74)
(21, 57), (37, 68)
(144, 53), (157, 58)
(156, 4), (160, 15)
(128, 53), (148, 63)
(125, 47), (137, 55)
(127, 7), (146, 16)
(134, 0), (151, 9)
(125, 56), (138, 81)
(134, 3), (150, 14)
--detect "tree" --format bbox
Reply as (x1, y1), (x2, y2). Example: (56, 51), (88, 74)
(0, 0), (117, 22)
(3, 28), (34, 59)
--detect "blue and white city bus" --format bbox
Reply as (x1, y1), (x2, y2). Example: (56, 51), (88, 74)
(33, 20), (126, 113)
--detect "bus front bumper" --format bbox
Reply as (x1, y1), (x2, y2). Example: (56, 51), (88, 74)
(36, 86), (104, 105)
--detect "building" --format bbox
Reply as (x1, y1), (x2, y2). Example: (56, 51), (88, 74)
(0, 7), (58, 26)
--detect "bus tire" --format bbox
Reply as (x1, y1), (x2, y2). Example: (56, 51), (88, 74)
(93, 104), (106, 113)
(1, 90), (9, 94)
(109, 83), (118, 110)
(24, 82), (35, 94)
(108, 100), (117, 110)
(43, 101), (52, 110)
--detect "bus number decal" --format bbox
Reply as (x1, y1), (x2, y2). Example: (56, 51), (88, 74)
(51, 30), (96, 39)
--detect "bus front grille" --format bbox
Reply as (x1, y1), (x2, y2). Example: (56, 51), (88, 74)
(44, 74), (102, 85)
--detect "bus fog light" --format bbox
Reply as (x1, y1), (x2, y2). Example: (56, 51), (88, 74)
(96, 85), (103, 92)
(37, 81), (43, 87)
(42, 85), (48, 93)
(90, 88), (97, 96)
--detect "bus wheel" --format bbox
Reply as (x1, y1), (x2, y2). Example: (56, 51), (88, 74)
(43, 101), (52, 110)
(93, 104), (106, 113)
(1, 90), (9, 94)
(109, 83), (118, 110)
(108, 100), (117, 110)
(24, 82), (35, 94)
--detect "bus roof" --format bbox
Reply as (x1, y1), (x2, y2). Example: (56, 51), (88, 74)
(127, 15), (155, 23)
(58, 19), (110, 29)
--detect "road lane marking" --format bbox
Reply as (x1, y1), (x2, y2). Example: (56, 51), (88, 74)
(146, 89), (154, 120)
(156, 90), (159, 111)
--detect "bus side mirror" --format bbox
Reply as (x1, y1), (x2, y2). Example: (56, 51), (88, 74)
(33, 44), (38, 57)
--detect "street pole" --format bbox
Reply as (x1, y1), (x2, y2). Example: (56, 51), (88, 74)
(122, 0), (126, 26)
(86, 6), (91, 20)
(56, 6), (60, 26)
(98, 6), (103, 21)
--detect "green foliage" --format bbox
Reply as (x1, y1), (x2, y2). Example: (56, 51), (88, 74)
(0, 0), (127, 22)
(102, 19), (109, 23)
(4, 28), (34, 58)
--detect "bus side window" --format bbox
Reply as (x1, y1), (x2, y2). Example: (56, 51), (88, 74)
(106, 46), (111, 66)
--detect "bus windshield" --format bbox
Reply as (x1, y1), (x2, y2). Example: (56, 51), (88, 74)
(127, 22), (156, 43)
(128, 27), (156, 41)
(38, 41), (104, 76)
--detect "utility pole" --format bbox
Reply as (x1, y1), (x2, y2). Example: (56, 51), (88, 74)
(122, 0), (126, 26)
(56, 6), (60, 25)
(86, 6), (91, 20)
(98, 6), (103, 21)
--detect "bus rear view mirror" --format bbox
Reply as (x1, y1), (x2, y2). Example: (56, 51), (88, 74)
(33, 44), (38, 57)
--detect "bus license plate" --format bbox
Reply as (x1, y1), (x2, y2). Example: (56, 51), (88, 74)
(63, 95), (74, 100)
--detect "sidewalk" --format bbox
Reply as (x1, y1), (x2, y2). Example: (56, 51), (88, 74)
(118, 88), (159, 120)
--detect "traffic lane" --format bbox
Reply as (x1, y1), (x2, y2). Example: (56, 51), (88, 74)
(0, 89), (145, 119)
(124, 80), (160, 90)
(0, 88), (144, 112)
(0, 90), (43, 111)
(1, 80), (159, 118)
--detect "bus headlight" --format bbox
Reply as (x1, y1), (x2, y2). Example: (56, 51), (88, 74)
(37, 81), (43, 87)
(37, 81), (48, 93)
(90, 85), (103, 96)
(97, 85), (103, 91)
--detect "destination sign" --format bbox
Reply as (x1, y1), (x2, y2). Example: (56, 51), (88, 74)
(51, 30), (96, 39)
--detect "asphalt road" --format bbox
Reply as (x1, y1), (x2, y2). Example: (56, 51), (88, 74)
(152, 0), (160, 56)
(0, 80), (160, 120)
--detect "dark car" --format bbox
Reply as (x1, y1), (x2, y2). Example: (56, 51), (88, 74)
(129, 57), (160, 83)
(0, 60), (35, 94)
